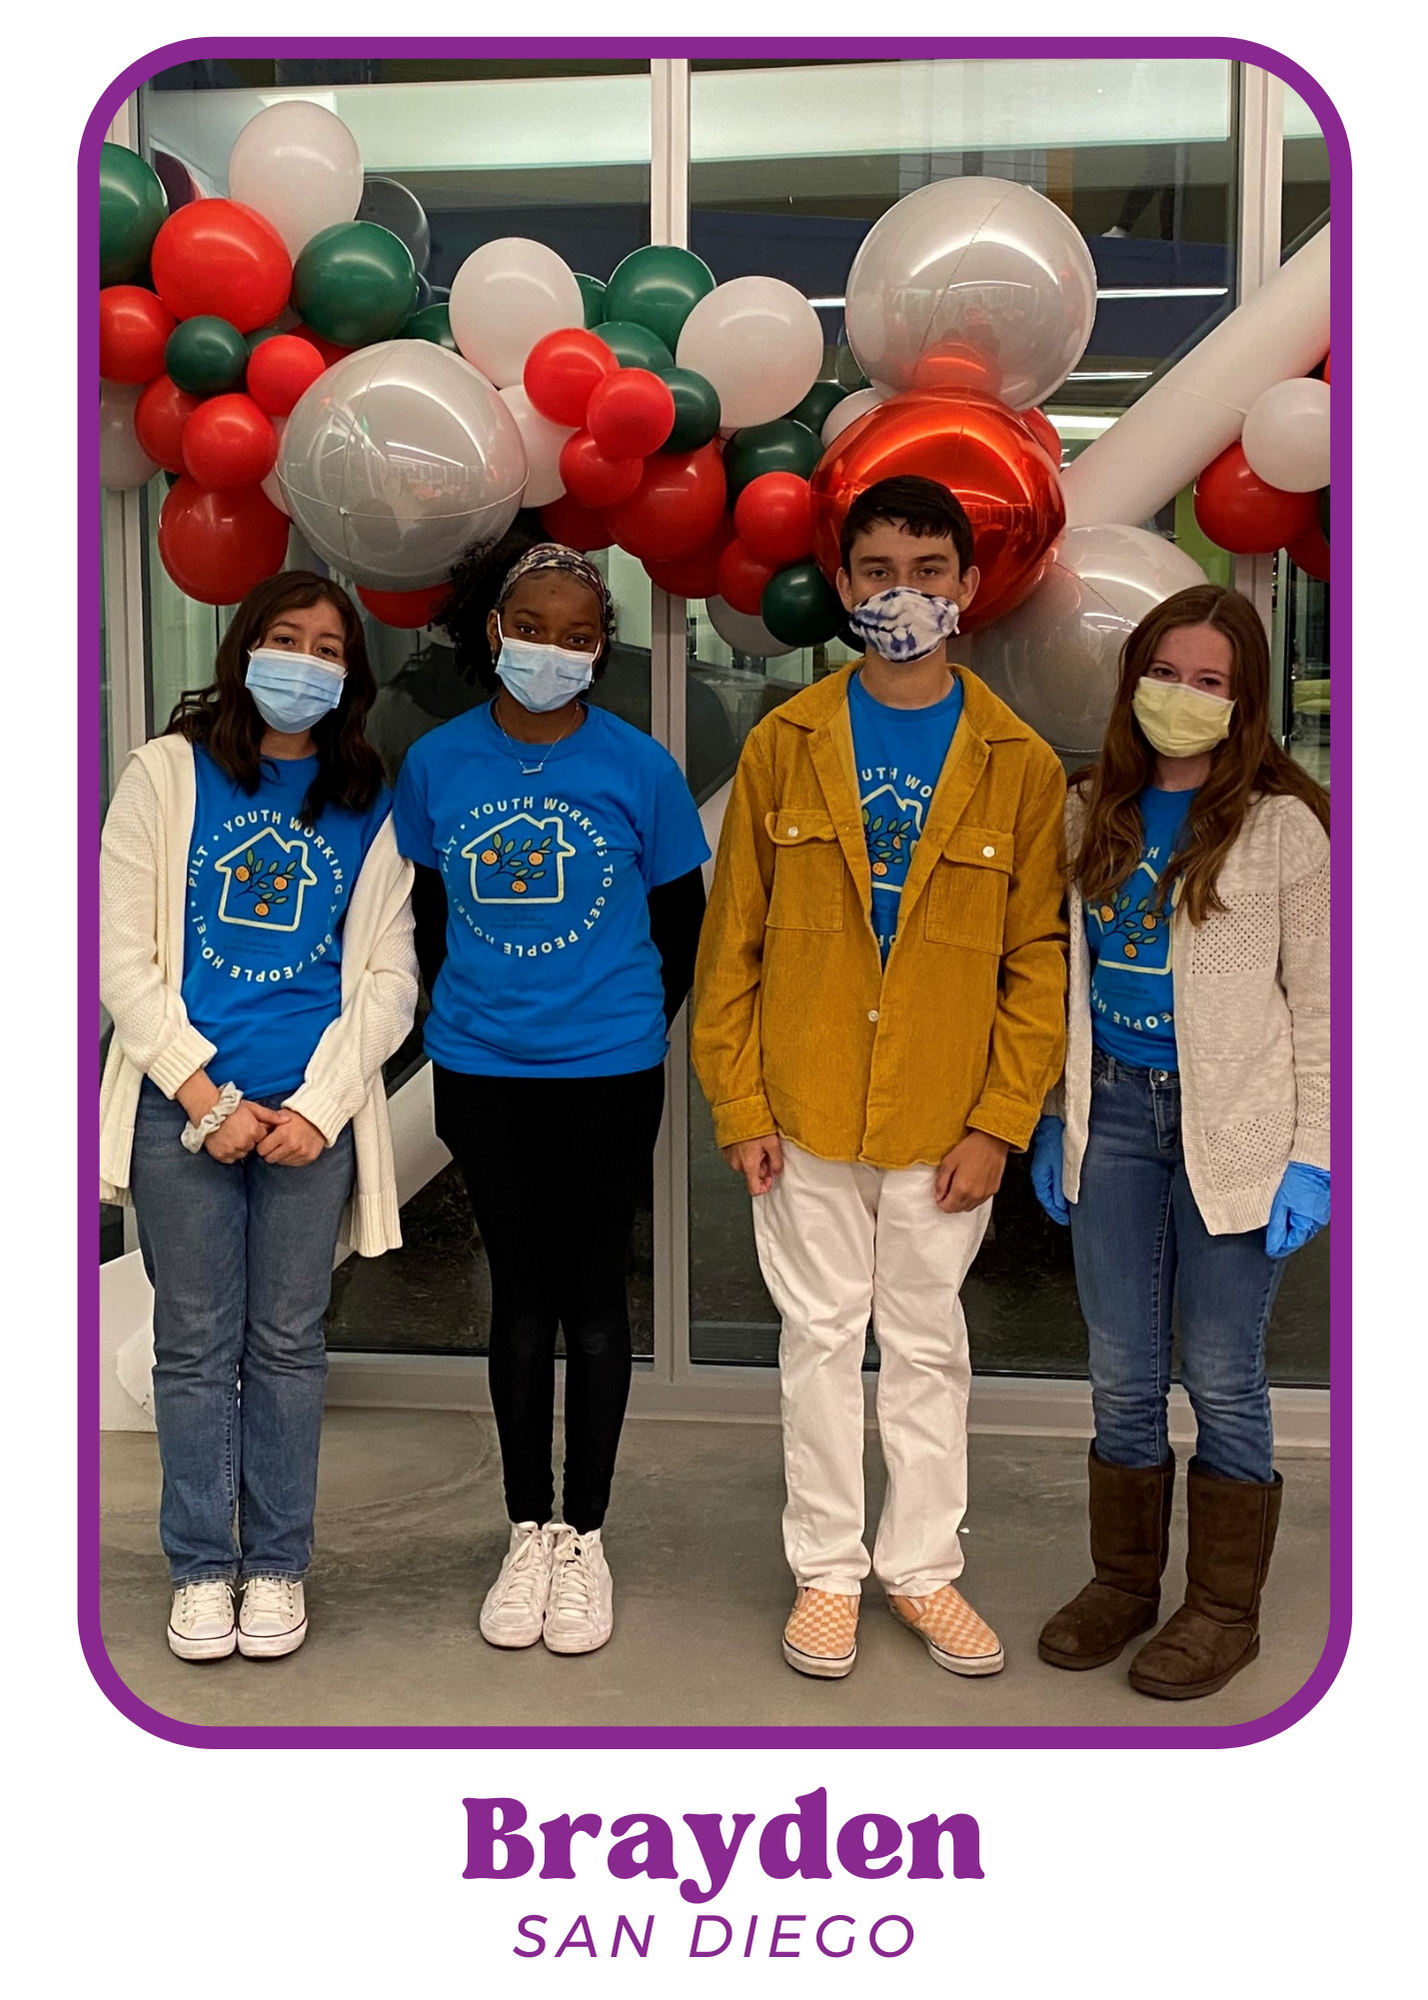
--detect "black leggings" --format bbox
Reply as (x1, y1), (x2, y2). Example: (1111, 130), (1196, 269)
(433, 1063), (666, 1532)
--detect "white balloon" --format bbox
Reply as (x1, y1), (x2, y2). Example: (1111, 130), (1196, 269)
(228, 100), (363, 261)
(820, 384), (895, 447)
(676, 278), (825, 430)
(498, 384), (574, 508)
(100, 380), (160, 491)
(1241, 376), (1330, 493)
(449, 238), (584, 390)
(971, 525), (1207, 753)
(844, 176), (1097, 410)
(262, 418), (291, 517)
(707, 594), (797, 659)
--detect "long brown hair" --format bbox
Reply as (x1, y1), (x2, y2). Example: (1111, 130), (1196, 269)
(166, 571), (384, 823)
(1071, 584), (1329, 924)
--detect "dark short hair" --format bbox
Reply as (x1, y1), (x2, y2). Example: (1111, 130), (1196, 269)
(439, 511), (612, 691)
(839, 475), (976, 576)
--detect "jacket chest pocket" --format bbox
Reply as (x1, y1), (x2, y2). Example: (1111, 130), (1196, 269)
(765, 807), (845, 932)
(924, 825), (1013, 953)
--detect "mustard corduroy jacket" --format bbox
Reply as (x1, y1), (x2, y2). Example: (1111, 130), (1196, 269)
(691, 663), (1069, 1169)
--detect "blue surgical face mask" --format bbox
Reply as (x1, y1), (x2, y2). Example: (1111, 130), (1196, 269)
(246, 648), (346, 734)
(849, 586), (961, 665)
(494, 619), (596, 714)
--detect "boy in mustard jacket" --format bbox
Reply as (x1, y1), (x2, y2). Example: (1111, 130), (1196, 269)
(692, 475), (1068, 1681)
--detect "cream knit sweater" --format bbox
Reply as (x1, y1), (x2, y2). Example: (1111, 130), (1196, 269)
(1053, 788), (1330, 1236)
(99, 734), (418, 1256)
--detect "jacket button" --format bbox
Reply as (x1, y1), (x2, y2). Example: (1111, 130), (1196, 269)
(787, 825), (799, 838)
(982, 844), (996, 857)
(867, 1009), (879, 1022)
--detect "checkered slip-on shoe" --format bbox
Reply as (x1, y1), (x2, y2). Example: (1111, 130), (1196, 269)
(782, 1587), (860, 1679)
(888, 1585), (1005, 1676)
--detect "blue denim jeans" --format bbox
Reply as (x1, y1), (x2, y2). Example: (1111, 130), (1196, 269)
(129, 1081), (355, 1584)
(1068, 1051), (1283, 1483)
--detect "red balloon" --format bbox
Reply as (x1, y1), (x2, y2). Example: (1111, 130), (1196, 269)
(294, 324), (354, 369)
(559, 430), (645, 510)
(524, 327), (618, 427)
(607, 442), (727, 562)
(99, 285), (176, 385)
(1286, 518), (1330, 582)
(809, 389), (1064, 631)
(357, 582), (452, 628)
(716, 538), (777, 617)
(540, 493), (615, 552)
(151, 199), (292, 335)
(135, 374), (203, 473)
(1020, 406), (1062, 465)
(735, 472), (815, 569)
(158, 478), (291, 606)
(181, 394), (278, 489)
(1193, 443), (1315, 556)
(586, 368), (675, 459)
(247, 334), (326, 417)
(643, 517), (737, 599)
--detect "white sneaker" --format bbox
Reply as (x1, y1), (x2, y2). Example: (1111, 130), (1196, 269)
(167, 1579), (236, 1661)
(480, 1521), (555, 1649)
(237, 1576), (308, 1658)
(542, 1525), (614, 1655)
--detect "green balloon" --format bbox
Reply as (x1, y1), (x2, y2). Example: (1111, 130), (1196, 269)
(246, 323), (287, 354)
(603, 244), (716, 353)
(399, 303), (459, 351)
(292, 221), (416, 349)
(100, 142), (167, 287)
(724, 420), (822, 501)
(166, 315), (249, 396)
(658, 367), (722, 453)
(597, 320), (675, 371)
(761, 562), (845, 648)
(576, 274), (608, 328)
(784, 380), (850, 434)
(1317, 485), (1329, 543)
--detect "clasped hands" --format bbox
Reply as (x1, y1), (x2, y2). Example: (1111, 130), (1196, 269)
(177, 1075), (325, 1167)
(721, 1129), (1009, 1213)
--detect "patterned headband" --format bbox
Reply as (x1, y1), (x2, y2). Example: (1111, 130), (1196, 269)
(498, 543), (614, 638)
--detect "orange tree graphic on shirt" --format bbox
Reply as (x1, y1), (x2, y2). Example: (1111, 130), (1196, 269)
(215, 829), (320, 933)
(462, 812), (578, 905)
(863, 803), (919, 879)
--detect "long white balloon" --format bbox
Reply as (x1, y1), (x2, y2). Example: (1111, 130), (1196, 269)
(1061, 225), (1330, 529)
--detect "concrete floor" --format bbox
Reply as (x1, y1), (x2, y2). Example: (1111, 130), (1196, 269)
(98, 1412), (1330, 1732)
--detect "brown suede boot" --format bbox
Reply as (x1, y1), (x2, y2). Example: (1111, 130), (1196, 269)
(1127, 1458), (1282, 1700)
(1038, 1447), (1176, 1670)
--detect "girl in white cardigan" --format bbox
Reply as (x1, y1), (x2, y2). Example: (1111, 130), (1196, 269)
(1029, 585), (1329, 1701)
(100, 572), (417, 1665)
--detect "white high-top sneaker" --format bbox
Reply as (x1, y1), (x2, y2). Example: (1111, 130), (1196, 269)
(167, 1579), (237, 1661)
(542, 1525), (614, 1655)
(479, 1521), (555, 1649)
(237, 1576), (308, 1659)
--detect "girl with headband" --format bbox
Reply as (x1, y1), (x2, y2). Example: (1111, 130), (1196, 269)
(393, 541), (709, 1657)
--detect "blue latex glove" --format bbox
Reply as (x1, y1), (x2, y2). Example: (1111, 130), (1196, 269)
(1265, 1162), (1330, 1259)
(1030, 1114), (1070, 1226)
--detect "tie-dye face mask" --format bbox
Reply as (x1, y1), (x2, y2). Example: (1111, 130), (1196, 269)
(848, 587), (961, 664)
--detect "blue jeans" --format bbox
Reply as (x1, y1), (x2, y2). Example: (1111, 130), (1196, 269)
(1068, 1052), (1283, 1483)
(129, 1081), (355, 1584)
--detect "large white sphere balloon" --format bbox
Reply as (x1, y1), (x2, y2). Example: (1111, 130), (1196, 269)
(261, 417), (290, 518)
(971, 525), (1207, 753)
(227, 100), (363, 260)
(99, 380), (160, 491)
(498, 384), (574, 508)
(449, 238), (584, 389)
(278, 342), (528, 590)
(820, 383), (896, 447)
(845, 177), (1097, 411)
(677, 278), (824, 430)
(1241, 376), (1330, 493)
(707, 594), (797, 659)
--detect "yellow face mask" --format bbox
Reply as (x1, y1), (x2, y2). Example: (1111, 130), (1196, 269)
(1131, 677), (1234, 759)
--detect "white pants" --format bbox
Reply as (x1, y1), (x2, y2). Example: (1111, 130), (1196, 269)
(752, 1140), (991, 1598)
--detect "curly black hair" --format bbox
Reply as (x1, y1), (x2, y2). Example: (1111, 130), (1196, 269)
(437, 509), (613, 691)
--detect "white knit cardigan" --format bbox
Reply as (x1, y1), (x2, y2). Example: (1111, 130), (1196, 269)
(1052, 787), (1330, 1236)
(99, 733), (419, 1256)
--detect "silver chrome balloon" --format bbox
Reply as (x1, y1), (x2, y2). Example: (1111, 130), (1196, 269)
(278, 341), (528, 590)
(844, 177), (1097, 411)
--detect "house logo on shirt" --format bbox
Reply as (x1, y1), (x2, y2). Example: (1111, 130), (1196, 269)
(214, 828), (320, 933)
(462, 812), (578, 905)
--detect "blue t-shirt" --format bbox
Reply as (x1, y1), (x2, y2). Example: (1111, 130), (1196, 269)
(847, 668), (965, 962)
(392, 700), (709, 1078)
(1086, 786), (1197, 1068)
(182, 747), (391, 1099)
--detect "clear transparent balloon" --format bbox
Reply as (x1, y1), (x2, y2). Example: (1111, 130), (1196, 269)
(278, 342), (529, 590)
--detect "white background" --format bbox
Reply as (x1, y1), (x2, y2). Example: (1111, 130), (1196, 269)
(6, 3), (1410, 1990)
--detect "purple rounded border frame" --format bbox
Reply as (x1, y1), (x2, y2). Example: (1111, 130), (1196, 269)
(78, 34), (1350, 1752)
